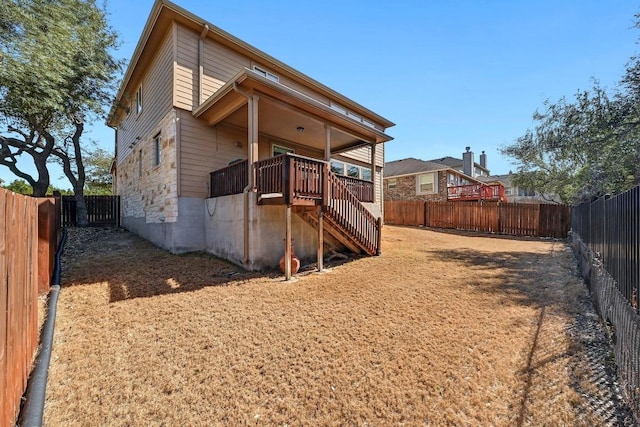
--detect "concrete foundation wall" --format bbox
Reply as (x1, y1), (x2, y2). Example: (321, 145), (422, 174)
(204, 194), (321, 270)
(121, 196), (205, 253)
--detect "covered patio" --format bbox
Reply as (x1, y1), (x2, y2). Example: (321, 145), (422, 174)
(195, 68), (393, 277)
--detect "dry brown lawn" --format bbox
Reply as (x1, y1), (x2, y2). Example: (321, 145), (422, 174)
(43, 226), (632, 426)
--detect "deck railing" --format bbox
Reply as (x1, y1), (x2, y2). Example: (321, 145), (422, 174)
(336, 175), (374, 203)
(327, 172), (381, 255)
(209, 160), (248, 198)
(210, 153), (381, 255)
(447, 183), (506, 202)
(254, 154), (324, 204)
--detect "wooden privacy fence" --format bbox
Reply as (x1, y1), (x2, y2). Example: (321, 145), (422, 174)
(384, 200), (571, 238)
(1, 189), (60, 427)
(61, 195), (120, 227)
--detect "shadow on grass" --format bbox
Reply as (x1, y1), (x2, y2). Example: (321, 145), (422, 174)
(60, 227), (354, 303)
(423, 245), (569, 309)
(61, 228), (270, 303)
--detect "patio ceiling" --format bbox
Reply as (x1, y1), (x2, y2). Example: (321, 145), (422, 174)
(194, 70), (393, 154)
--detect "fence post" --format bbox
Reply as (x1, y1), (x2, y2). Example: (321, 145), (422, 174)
(36, 198), (56, 294)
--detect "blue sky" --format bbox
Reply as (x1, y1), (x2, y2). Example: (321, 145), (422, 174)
(1, 0), (639, 187)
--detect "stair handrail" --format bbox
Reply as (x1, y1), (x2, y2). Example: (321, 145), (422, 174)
(325, 170), (381, 255)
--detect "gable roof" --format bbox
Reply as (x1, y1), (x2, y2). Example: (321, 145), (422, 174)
(383, 158), (449, 177)
(427, 156), (489, 173)
(476, 174), (512, 186)
(107, 0), (395, 130)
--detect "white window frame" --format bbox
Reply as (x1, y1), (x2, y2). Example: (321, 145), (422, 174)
(330, 160), (345, 175)
(253, 65), (279, 82)
(135, 86), (143, 115)
(361, 167), (372, 181)
(153, 133), (162, 167)
(138, 149), (142, 177)
(347, 164), (360, 178)
(388, 178), (397, 189)
(417, 173), (437, 194)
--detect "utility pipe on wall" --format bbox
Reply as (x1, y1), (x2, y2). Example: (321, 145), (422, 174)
(233, 83), (254, 266)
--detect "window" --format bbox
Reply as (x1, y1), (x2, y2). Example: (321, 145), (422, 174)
(330, 160), (345, 175)
(347, 165), (359, 178)
(135, 86), (143, 114)
(329, 102), (347, 115)
(273, 144), (294, 156)
(331, 160), (373, 181)
(388, 178), (397, 189)
(253, 65), (279, 82)
(518, 187), (535, 197)
(138, 150), (142, 177)
(448, 173), (470, 187)
(418, 173), (437, 194)
(361, 167), (372, 181)
(153, 133), (162, 167)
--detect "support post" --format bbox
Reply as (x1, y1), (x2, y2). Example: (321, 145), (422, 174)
(324, 125), (331, 162)
(285, 204), (292, 280)
(317, 204), (323, 272)
(370, 142), (376, 203)
(248, 94), (260, 189)
(376, 216), (383, 256)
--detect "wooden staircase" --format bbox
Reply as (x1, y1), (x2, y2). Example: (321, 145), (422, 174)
(294, 171), (381, 256)
(252, 153), (382, 256)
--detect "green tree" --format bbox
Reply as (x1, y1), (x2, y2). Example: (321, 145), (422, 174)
(3, 178), (33, 195)
(0, 0), (121, 225)
(84, 148), (113, 195)
(2, 178), (74, 195)
(502, 84), (640, 204)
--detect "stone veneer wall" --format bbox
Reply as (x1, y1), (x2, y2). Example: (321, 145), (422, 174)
(118, 110), (178, 223)
(384, 171), (448, 201)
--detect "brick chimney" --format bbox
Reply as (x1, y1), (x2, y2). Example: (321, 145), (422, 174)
(480, 150), (487, 169)
(463, 146), (474, 176)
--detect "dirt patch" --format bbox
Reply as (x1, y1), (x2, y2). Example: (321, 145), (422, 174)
(43, 226), (635, 426)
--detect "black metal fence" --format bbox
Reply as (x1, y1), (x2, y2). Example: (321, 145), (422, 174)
(571, 185), (640, 419)
(572, 186), (640, 311)
(61, 195), (120, 227)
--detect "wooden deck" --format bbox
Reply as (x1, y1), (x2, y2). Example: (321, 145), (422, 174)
(209, 153), (380, 255)
(447, 183), (507, 202)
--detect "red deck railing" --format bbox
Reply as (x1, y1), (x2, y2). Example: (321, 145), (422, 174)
(447, 183), (506, 202)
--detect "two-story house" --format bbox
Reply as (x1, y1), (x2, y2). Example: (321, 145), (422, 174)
(384, 148), (505, 202)
(107, 0), (394, 274)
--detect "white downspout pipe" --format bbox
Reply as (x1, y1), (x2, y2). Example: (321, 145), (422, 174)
(233, 82), (254, 266)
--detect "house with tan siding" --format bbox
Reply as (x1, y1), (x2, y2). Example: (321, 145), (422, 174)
(107, 0), (394, 275)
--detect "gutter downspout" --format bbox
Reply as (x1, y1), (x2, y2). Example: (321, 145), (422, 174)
(198, 24), (210, 106)
(233, 82), (253, 266)
(19, 228), (67, 427)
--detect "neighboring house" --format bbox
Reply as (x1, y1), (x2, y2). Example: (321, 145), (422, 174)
(478, 174), (562, 204)
(384, 157), (480, 201)
(384, 156), (506, 203)
(107, 0), (394, 271)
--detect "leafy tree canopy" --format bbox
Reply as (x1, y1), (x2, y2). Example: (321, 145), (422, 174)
(0, 0), (122, 224)
(502, 19), (640, 204)
(84, 148), (113, 195)
(2, 179), (73, 196)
